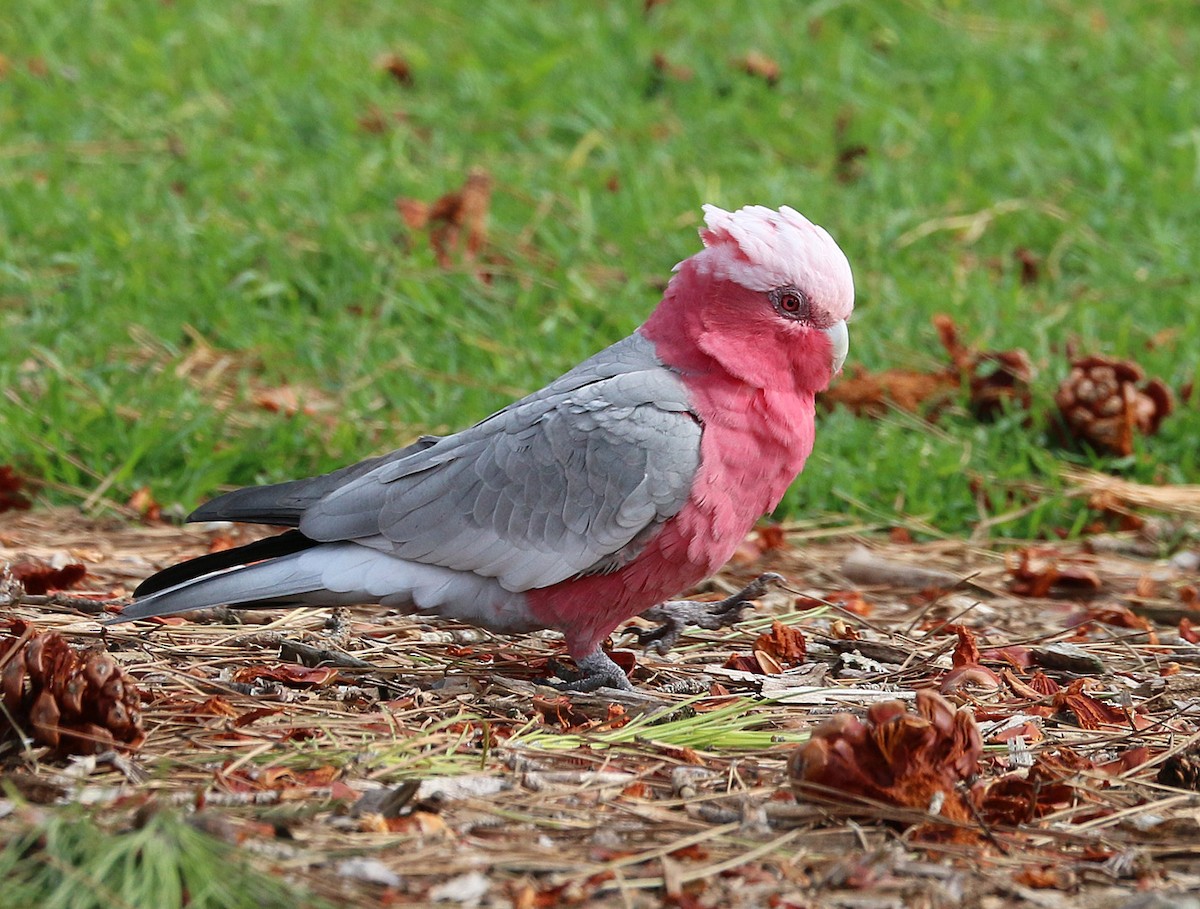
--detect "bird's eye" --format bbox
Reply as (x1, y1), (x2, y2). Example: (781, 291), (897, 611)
(775, 289), (809, 320)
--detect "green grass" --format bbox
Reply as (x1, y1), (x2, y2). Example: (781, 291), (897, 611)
(2, 1), (1198, 534)
(0, 805), (323, 909)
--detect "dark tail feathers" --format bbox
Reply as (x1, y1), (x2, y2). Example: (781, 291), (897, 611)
(133, 529), (318, 597)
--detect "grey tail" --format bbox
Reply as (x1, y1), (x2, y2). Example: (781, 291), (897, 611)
(132, 530), (318, 598)
(187, 439), (438, 526)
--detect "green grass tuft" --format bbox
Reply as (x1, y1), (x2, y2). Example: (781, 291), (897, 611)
(0, 805), (323, 909)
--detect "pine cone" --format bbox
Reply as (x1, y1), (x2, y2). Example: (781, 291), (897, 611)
(1157, 747), (1200, 791)
(1, 619), (144, 755)
(788, 689), (983, 824)
(1054, 355), (1174, 456)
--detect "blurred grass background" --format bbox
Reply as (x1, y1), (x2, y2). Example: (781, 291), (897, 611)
(1, 1), (1197, 536)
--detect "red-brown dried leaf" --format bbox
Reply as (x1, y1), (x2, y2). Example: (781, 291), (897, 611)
(1072, 603), (1155, 642)
(651, 51), (694, 82)
(1013, 248), (1041, 285)
(934, 314), (1034, 420)
(254, 383), (334, 418)
(396, 197), (429, 230)
(196, 696), (239, 718)
(1180, 617), (1200, 644)
(826, 590), (874, 616)
(233, 706), (285, 727)
(721, 653), (763, 674)
(940, 664), (1002, 694)
(1027, 671), (1061, 696)
(976, 752), (1087, 825)
(1007, 547), (1102, 598)
(607, 649), (639, 678)
(945, 624), (980, 668)
(1013, 865), (1074, 890)
(126, 486), (163, 522)
(1053, 679), (1130, 730)
(1000, 669), (1047, 701)
(397, 169), (493, 269)
(734, 51), (781, 86)
(10, 559), (87, 595)
(752, 621), (807, 669)
(374, 52), (414, 86)
(819, 366), (956, 417)
(788, 690), (983, 828)
(604, 703), (629, 729)
(231, 664), (339, 689)
(532, 695), (596, 732)
(0, 465), (32, 513)
(937, 624), (1004, 692)
(981, 645), (1033, 669)
(1100, 745), (1151, 775)
(828, 618), (859, 641)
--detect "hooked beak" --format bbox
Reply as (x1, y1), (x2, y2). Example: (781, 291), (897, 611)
(823, 319), (849, 376)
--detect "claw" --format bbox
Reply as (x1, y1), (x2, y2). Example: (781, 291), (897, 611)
(635, 572), (782, 655)
(535, 649), (634, 692)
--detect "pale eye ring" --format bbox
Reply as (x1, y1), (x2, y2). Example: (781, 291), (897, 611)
(773, 288), (810, 320)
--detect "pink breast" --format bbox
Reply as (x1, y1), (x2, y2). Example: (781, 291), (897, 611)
(526, 383), (816, 657)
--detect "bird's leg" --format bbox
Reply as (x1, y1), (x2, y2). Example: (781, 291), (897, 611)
(541, 648), (634, 693)
(635, 572), (782, 655)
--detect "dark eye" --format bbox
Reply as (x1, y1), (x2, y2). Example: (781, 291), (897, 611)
(774, 289), (809, 320)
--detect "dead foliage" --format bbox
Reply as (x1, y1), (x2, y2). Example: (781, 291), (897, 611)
(374, 52), (414, 87)
(8, 557), (87, 595)
(0, 465), (33, 513)
(822, 313), (1031, 420)
(733, 51), (781, 86)
(650, 51), (694, 83)
(933, 314), (1034, 420)
(1006, 546), (1102, 598)
(824, 318), (1180, 457)
(396, 168), (493, 270)
(3, 507), (1200, 904)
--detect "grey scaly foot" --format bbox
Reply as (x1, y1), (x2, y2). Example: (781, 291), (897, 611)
(634, 572), (783, 655)
(539, 649), (634, 693)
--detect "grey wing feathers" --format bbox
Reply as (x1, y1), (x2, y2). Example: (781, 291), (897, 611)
(300, 334), (702, 592)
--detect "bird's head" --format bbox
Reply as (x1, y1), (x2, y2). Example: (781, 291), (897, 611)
(645, 204), (855, 393)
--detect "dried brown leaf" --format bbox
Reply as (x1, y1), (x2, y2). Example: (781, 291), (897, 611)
(10, 559), (87, 595)
(374, 52), (414, 86)
(820, 365), (956, 417)
(231, 664), (339, 689)
(933, 314), (1034, 420)
(752, 620), (807, 668)
(1053, 679), (1132, 730)
(397, 169), (493, 269)
(734, 51), (780, 86)
(0, 465), (32, 513)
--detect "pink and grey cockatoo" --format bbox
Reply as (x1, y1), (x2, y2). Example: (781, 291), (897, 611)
(117, 204), (854, 691)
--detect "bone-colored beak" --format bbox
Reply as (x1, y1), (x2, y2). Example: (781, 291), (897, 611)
(823, 319), (849, 376)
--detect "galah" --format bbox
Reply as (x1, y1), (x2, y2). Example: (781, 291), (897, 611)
(116, 204), (854, 691)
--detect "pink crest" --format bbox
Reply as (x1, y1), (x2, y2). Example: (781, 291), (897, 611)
(681, 204), (854, 320)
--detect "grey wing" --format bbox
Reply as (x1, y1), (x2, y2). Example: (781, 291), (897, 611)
(299, 368), (702, 593)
